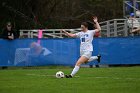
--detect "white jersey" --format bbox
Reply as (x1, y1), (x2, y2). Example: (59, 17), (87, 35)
(75, 30), (96, 52)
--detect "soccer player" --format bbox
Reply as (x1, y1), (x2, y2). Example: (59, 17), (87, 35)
(62, 16), (101, 78)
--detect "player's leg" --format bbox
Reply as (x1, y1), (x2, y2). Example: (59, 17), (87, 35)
(65, 56), (89, 78)
(88, 55), (101, 63)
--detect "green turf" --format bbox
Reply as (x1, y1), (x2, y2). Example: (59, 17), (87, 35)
(0, 67), (140, 93)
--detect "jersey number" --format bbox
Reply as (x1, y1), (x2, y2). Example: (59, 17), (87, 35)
(81, 38), (85, 42)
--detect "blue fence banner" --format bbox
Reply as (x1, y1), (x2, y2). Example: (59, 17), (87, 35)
(98, 37), (140, 65)
(0, 37), (140, 66)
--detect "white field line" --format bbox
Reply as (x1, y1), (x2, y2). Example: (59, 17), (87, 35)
(94, 76), (140, 80)
(26, 74), (139, 80)
(26, 74), (80, 77)
(26, 74), (55, 77)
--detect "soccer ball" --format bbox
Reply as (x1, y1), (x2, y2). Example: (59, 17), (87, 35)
(56, 71), (65, 78)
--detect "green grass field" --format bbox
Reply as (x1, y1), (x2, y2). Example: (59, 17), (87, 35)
(0, 67), (140, 93)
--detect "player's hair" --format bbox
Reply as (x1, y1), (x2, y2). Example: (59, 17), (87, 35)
(81, 22), (88, 28)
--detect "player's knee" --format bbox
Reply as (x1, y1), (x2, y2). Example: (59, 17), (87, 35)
(75, 62), (82, 66)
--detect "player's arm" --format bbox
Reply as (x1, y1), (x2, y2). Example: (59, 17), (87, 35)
(61, 30), (77, 37)
(93, 16), (101, 33)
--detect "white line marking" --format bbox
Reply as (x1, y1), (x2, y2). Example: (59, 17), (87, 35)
(26, 74), (139, 80)
(26, 74), (54, 77)
(94, 76), (140, 80)
(26, 74), (80, 78)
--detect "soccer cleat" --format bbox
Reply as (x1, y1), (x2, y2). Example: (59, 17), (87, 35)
(97, 55), (101, 63)
(65, 75), (72, 78)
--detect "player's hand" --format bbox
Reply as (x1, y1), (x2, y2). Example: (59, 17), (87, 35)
(8, 36), (14, 39)
(61, 29), (67, 33)
(93, 16), (98, 23)
(61, 29), (69, 36)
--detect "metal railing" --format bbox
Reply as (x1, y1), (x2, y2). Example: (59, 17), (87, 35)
(19, 18), (133, 38)
(19, 19), (130, 38)
(19, 29), (81, 38)
(99, 19), (129, 37)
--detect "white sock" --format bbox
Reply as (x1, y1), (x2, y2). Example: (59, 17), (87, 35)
(70, 66), (80, 77)
(88, 56), (98, 62)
